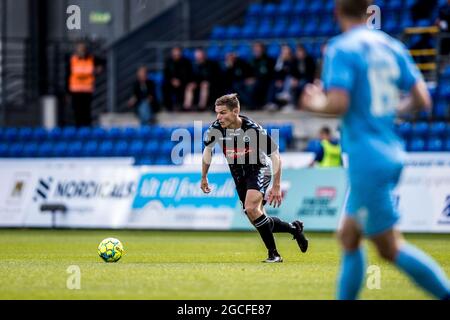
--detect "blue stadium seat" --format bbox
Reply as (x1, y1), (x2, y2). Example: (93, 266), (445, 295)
(278, 138), (287, 153)
(293, 1), (308, 15)
(47, 127), (62, 142)
(31, 127), (47, 142)
(433, 101), (448, 119)
(305, 139), (321, 153)
(144, 141), (159, 155)
(281, 124), (294, 142)
(386, 0), (402, 10)
(4, 128), (19, 142)
(106, 127), (122, 141)
(445, 138), (450, 151)
(161, 141), (175, 156)
(426, 138), (444, 152)
(123, 127), (139, 141)
(76, 127), (92, 141)
(61, 127), (77, 141)
(225, 26), (240, 40)
(206, 44), (221, 60)
(183, 48), (194, 61)
(405, 0), (416, 8)
(267, 42), (281, 59)
(271, 20), (289, 38)
(241, 24), (258, 40)
(429, 122), (446, 137)
(303, 19), (320, 37)
(317, 20), (334, 36)
(37, 142), (54, 158)
(17, 127), (33, 142)
(52, 142), (69, 157)
(129, 140), (145, 158)
(66, 141), (83, 157)
(257, 22), (272, 38)
(236, 43), (252, 60)
(91, 127), (107, 141)
(247, 3), (263, 17)
(411, 122), (429, 138)
(113, 140), (129, 157)
(210, 26), (226, 40)
(81, 141), (99, 157)
(262, 3), (277, 18)
(155, 155), (172, 165)
(287, 20), (302, 38)
(398, 122), (412, 138)
(152, 126), (167, 140)
(8, 143), (24, 157)
(136, 126), (152, 140)
(98, 141), (114, 157)
(308, 1), (323, 14)
(277, 2), (293, 18)
(408, 138), (425, 152)
(0, 143), (9, 157)
(135, 156), (154, 166)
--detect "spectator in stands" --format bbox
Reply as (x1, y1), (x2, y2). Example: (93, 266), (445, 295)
(265, 44), (297, 111)
(66, 41), (104, 127)
(309, 126), (342, 168)
(314, 43), (327, 80)
(291, 44), (316, 108)
(436, 0), (450, 59)
(127, 66), (158, 125)
(162, 46), (193, 111)
(223, 52), (254, 107)
(183, 48), (221, 111)
(247, 42), (275, 110)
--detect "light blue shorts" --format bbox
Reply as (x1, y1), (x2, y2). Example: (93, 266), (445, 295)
(345, 165), (403, 237)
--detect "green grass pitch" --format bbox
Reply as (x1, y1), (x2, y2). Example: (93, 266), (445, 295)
(1, 229), (449, 299)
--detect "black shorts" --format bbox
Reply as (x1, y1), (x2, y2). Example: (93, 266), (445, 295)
(232, 166), (271, 209)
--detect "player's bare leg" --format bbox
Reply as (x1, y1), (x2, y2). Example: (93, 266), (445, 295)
(245, 190), (282, 263)
(198, 81), (209, 110)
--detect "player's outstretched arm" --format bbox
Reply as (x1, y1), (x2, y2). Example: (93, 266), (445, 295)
(267, 150), (282, 208)
(201, 146), (213, 193)
(300, 81), (349, 116)
(398, 80), (432, 115)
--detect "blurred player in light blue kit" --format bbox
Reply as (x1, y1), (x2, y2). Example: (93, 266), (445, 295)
(301, 0), (450, 300)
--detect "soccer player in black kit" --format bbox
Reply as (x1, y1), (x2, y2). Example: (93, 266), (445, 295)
(201, 93), (308, 262)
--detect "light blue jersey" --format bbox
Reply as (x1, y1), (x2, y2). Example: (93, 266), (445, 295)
(322, 25), (422, 235)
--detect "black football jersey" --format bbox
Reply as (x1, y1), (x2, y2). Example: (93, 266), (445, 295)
(203, 115), (279, 173)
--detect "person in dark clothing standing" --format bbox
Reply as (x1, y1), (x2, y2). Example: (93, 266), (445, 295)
(223, 52), (254, 107)
(291, 44), (316, 107)
(67, 41), (103, 127)
(247, 42), (275, 110)
(266, 44), (297, 111)
(183, 48), (221, 111)
(162, 46), (193, 111)
(127, 66), (158, 125)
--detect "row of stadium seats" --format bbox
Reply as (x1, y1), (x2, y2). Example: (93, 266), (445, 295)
(395, 122), (450, 139)
(211, 0), (443, 40)
(306, 121), (450, 153)
(306, 137), (450, 153)
(0, 137), (290, 159)
(0, 125), (294, 144)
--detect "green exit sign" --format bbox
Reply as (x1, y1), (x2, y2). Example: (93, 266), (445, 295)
(89, 11), (112, 24)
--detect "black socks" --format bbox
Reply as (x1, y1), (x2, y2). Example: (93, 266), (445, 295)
(270, 216), (296, 234)
(253, 214), (277, 252)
